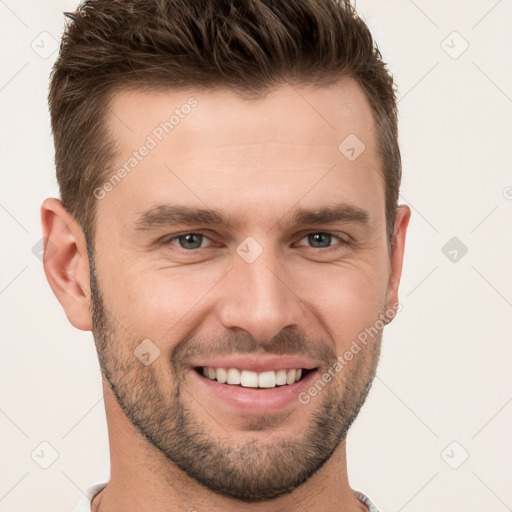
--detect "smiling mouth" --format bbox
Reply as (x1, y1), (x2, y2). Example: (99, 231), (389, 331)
(195, 366), (316, 389)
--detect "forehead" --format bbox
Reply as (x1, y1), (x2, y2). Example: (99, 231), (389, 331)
(101, 79), (384, 232)
(108, 79), (377, 162)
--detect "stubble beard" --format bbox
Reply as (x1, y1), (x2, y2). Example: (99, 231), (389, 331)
(88, 250), (382, 502)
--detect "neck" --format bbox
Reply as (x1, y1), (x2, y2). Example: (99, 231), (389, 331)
(94, 383), (368, 512)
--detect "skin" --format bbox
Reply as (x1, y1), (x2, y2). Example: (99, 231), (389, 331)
(41, 78), (410, 512)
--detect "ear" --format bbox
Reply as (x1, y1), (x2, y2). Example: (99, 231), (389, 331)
(40, 198), (93, 331)
(385, 205), (411, 322)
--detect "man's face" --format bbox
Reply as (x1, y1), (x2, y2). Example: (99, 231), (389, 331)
(90, 80), (402, 501)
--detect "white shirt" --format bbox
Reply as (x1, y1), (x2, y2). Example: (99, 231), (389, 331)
(75, 483), (383, 511)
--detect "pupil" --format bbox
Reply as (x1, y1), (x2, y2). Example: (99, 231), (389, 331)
(181, 234), (202, 249)
(310, 233), (330, 248)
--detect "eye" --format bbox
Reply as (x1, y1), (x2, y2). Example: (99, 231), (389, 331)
(162, 231), (349, 252)
(295, 232), (347, 250)
(166, 232), (213, 250)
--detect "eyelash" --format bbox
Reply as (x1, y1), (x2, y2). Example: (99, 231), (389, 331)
(163, 231), (350, 252)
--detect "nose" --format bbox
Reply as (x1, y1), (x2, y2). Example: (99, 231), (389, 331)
(217, 244), (305, 344)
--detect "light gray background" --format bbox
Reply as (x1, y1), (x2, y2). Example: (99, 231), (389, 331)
(1, 1), (511, 511)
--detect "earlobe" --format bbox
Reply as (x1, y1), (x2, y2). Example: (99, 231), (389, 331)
(40, 198), (93, 331)
(385, 205), (411, 322)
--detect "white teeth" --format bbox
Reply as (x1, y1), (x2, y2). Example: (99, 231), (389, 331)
(216, 367), (227, 384)
(276, 369), (287, 386)
(258, 371), (276, 388)
(201, 367), (308, 388)
(240, 370), (258, 388)
(226, 368), (241, 385)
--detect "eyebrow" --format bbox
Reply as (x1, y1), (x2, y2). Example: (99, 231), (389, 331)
(134, 203), (370, 232)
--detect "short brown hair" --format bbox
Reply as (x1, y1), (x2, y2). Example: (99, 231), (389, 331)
(49, 0), (401, 246)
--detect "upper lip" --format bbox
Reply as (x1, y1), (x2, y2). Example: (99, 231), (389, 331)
(191, 355), (320, 373)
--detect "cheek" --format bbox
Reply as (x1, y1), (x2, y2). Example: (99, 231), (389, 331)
(101, 266), (222, 352)
(300, 262), (388, 350)
(98, 243), (390, 357)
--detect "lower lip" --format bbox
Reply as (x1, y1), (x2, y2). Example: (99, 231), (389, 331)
(190, 368), (319, 414)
